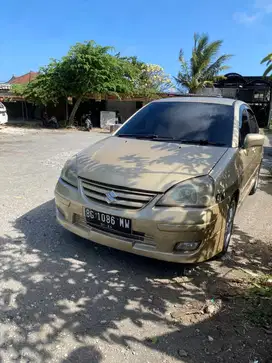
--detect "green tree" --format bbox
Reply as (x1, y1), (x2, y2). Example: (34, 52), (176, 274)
(175, 33), (232, 93)
(261, 53), (272, 77)
(23, 41), (137, 125)
(120, 56), (174, 97)
(138, 63), (173, 96)
(12, 84), (28, 97)
(23, 63), (60, 106)
(61, 41), (136, 125)
(20, 41), (173, 125)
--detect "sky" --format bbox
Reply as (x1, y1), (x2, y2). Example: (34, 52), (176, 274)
(1, 0), (272, 83)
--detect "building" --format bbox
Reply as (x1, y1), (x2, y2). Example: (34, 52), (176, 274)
(215, 73), (272, 128)
(8, 71), (38, 84)
(0, 72), (175, 126)
(3, 70), (270, 127)
(0, 72), (40, 121)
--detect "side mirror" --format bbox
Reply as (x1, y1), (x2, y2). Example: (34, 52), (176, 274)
(244, 133), (265, 148)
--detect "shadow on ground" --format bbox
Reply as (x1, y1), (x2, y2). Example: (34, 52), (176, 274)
(0, 198), (271, 363)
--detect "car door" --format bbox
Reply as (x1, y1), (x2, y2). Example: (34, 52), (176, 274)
(237, 106), (255, 199)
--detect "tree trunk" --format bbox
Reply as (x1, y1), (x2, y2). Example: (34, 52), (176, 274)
(68, 96), (83, 126)
(24, 102), (28, 120)
(65, 99), (69, 122)
(21, 101), (25, 121)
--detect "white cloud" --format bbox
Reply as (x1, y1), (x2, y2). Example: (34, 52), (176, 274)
(255, 0), (272, 13)
(233, 0), (272, 25)
(233, 11), (260, 24)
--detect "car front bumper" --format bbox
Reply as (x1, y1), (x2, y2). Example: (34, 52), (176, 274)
(55, 178), (229, 263)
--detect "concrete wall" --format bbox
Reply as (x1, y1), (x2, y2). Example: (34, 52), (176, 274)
(105, 100), (138, 122)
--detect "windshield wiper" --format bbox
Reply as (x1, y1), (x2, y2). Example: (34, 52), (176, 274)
(117, 135), (226, 146)
(117, 134), (175, 141)
(179, 139), (227, 147)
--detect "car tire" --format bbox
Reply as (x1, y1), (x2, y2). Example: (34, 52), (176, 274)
(249, 168), (260, 195)
(221, 198), (237, 255)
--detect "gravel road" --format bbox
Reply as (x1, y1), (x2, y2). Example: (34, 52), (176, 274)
(0, 126), (271, 363)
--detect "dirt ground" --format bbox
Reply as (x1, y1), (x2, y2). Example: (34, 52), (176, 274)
(0, 125), (271, 363)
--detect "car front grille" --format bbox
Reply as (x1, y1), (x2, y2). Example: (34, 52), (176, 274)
(80, 178), (157, 210)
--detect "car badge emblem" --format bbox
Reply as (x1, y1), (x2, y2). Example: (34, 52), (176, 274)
(105, 190), (117, 204)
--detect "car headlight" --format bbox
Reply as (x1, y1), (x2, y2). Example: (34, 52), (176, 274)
(156, 176), (215, 207)
(60, 155), (78, 187)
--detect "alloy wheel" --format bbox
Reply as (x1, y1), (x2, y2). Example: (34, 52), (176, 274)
(223, 199), (236, 252)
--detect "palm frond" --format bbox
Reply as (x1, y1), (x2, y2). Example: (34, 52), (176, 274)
(195, 34), (209, 54)
(202, 54), (232, 79)
(202, 80), (214, 87)
(263, 63), (272, 77)
(177, 33), (233, 93)
(179, 49), (185, 62)
(199, 40), (223, 70)
(261, 53), (272, 64)
(191, 33), (207, 76)
(193, 33), (200, 50)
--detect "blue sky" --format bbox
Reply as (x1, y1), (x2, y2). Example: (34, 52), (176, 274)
(1, 0), (272, 82)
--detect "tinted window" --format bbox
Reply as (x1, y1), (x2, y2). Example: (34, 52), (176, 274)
(239, 109), (250, 147)
(247, 109), (259, 133)
(116, 102), (234, 146)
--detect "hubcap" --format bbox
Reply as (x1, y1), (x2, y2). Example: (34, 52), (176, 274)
(224, 201), (236, 249)
(254, 172), (259, 190)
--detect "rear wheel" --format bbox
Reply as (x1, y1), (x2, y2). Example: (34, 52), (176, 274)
(221, 198), (237, 255)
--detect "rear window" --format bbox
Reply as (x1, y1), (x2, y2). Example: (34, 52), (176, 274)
(116, 101), (234, 146)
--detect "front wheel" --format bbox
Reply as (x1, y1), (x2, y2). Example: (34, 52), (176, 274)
(249, 168), (260, 195)
(221, 198), (237, 255)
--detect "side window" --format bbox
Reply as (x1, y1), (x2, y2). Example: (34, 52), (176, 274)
(247, 109), (259, 134)
(239, 108), (250, 147)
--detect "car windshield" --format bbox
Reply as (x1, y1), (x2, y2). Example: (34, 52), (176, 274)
(116, 101), (234, 147)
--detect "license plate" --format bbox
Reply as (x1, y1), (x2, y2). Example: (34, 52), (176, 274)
(85, 208), (132, 234)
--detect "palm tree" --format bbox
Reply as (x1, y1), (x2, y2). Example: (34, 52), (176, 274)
(176, 33), (232, 93)
(261, 53), (272, 76)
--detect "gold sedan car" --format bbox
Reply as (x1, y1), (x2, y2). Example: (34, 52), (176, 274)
(55, 97), (264, 263)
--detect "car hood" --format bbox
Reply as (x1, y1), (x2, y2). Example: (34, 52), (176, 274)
(77, 136), (228, 192)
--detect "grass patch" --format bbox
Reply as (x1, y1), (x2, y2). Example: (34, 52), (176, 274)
(245, 274), (272, 327)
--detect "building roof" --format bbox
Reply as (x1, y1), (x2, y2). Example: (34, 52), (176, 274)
(8, 71), (38, 84)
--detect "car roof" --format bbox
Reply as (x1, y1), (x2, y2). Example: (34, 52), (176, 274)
(152, 96), (236, 106)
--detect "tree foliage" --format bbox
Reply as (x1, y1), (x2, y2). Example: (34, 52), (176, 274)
(138, 63), (173, 95)
(175, 33), (232, 93)
(119, 56), (173, 97)
(12, 84), (28, 97)
(67, 42), (139, 123)
(23, 63), (60, 106)
(261, 53), (272, 77)
(18, 41), (174, 125)
(24, 41), (138, 124)
(62, 41), (135, 97)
